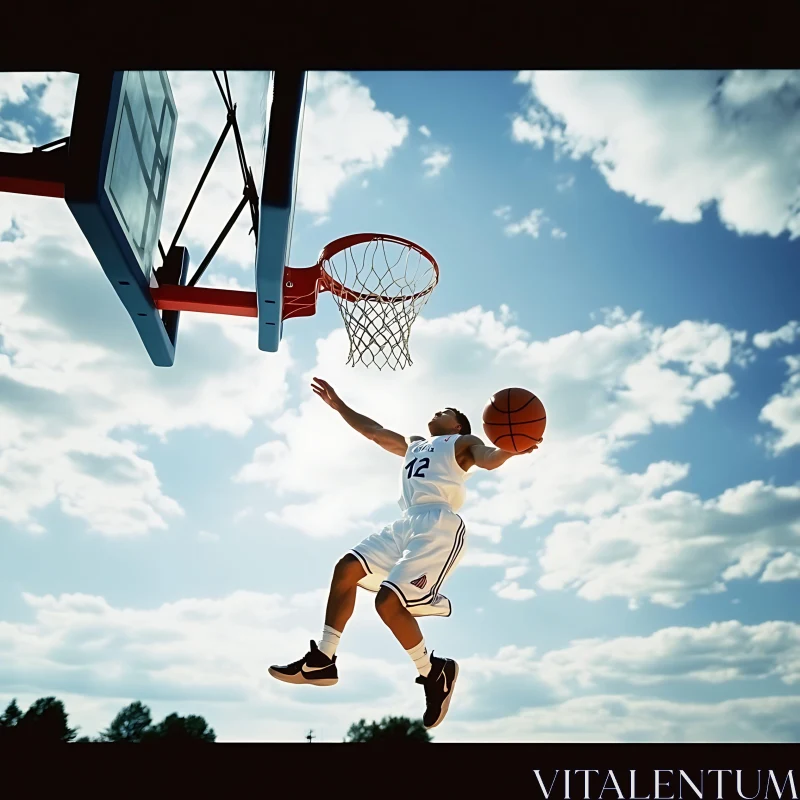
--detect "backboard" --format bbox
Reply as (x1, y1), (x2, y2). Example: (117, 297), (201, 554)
(66, 71), (179, 366)
(63, 69), (306, 365)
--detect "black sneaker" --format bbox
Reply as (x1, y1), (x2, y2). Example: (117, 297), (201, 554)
(415, 653), (459, 729)
(268, 640), (338, 686)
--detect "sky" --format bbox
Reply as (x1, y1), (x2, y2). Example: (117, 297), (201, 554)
(0, 69), (799, 743)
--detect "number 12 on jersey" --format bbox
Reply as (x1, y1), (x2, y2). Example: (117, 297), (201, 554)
(405, 457), (430, 479)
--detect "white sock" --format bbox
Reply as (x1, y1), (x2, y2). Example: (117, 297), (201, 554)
(407, 639), (431, 677)
(317, 625), (341, 660)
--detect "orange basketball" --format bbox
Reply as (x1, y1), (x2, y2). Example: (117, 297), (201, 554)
(482, 388), (546, 453)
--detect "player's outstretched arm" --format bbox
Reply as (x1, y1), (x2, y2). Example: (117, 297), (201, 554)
(457, 433), (538, 471)
(311, 377), (408, 456)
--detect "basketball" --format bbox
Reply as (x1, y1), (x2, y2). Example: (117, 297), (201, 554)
(482, 388), (546, 453)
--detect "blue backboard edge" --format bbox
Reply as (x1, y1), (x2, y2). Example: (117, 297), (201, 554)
(256, 71), (307, 353)
(65, 71), (177, 367)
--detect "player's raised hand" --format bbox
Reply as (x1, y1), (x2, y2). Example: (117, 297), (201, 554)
(311, 377), (344, 411)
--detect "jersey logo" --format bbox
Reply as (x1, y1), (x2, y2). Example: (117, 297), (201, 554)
(410, 574), (428, 590)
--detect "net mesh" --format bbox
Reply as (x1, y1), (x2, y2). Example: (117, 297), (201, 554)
(322, 236), (438, 370)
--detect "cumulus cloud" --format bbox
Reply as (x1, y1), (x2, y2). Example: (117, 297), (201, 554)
(419, 125), (431, 137)
(504, 209), (548, 238)
(2, 591), (798, 742)
(0, 588), (424, 740)
(461, 549), (535, 600)
(535, 620), (800, 689)
(501, 208), (565, 240)
(0, 190), (292, 535)
(437, 694), (800, 743)
(759, 355), (800, 453)
(422, 147), (452, 177)
(297, 72), (409, 214)
(537, 480), (800, 607)
(556, 174), (575, 192)
(754, 321), (799, 350)
(512, 70), (800, 239)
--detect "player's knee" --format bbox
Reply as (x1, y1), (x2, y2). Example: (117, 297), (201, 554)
(375, 586), (403, 619)
(332, 553), (365, 588)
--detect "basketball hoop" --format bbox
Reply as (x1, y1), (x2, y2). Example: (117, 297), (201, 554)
(282, 233), (439, 370)
(150, 231), (439, 370)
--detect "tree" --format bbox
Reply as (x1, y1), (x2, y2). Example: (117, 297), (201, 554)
(0, 699), (23, 728)
(344, 716), (431, 743)
(143, 713), (216, 743)
(0, 699), (23, 743)
(15, 697), (77, 743)
(99, 701), (153, 743)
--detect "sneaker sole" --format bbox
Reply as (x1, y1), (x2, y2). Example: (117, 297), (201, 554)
(425, 661), (459, 729)
(268, 667), (338, 686)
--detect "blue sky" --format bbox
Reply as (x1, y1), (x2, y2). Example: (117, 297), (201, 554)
(0, 70), (799, 743)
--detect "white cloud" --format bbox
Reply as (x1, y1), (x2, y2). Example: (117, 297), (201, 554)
(493, 581), (536, 601)
(502, 208), (567, 240)
(422, 147), (452, 177)
(556, 174), (576, 192)
(761, 552), (800, 581)
(533, 620), (800, 689)
(3, 591), (798, 743)
(461, 549), (535, 600)
(538, 480), (800, 608)
(759, 355), (800, 454)
(437, 694), (800, 743)
(754, 321), (799, 349)
(0, 191), (292, 535)
(297, 72), (409, 214)
(461, 549), (527, 569)
(512, 70), (800, 239)
(504, 209), (548, 238)
(419, 125), (431, 137)
(0, 588), (421, 740)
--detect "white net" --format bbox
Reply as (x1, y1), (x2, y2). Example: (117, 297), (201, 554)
(322, 235), (439, 370)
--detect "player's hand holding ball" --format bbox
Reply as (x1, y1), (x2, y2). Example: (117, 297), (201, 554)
(482, 388), (546, 454)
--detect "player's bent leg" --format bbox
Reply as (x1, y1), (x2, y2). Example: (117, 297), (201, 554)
(325, 553), (366, 632)
(375, 586), (423, 649)
(268, 554), (366, 687)
(375, 586), (459, 729)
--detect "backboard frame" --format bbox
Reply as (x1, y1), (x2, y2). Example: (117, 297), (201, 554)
(65, 70), (179, 367)
(255, 70), (307, 352)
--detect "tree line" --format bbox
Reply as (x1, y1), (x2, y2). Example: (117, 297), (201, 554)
(0, 696), (432, 743)
(0, 698), (215, 743)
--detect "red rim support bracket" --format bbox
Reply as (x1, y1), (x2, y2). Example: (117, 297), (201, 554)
(150, 265), (325, 320)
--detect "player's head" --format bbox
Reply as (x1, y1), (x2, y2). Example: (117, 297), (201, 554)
(428, 407), (471, 436)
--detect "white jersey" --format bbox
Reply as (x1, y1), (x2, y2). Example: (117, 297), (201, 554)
(399, 434), (468, 512)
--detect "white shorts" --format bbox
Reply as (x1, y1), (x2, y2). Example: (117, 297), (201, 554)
(349, 504), (466, 618)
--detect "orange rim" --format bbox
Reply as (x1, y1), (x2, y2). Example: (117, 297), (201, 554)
(317, 233), (439, 304)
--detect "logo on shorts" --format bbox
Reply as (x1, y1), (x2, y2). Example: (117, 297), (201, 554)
(411, 574), (427, 589)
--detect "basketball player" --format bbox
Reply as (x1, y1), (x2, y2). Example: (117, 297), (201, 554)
(269, 377), (539, 729)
